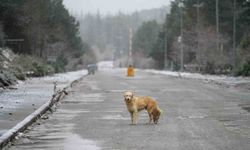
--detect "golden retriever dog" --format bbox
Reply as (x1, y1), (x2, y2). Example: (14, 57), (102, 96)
(123, 91), (162, 125)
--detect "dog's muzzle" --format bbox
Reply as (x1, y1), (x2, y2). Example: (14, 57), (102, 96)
(125, 98), (130, 101)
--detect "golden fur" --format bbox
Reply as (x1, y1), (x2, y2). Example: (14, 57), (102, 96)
(123, 91), (162, 125)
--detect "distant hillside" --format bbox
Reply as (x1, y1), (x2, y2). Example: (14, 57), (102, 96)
(75, 6), (170, 61)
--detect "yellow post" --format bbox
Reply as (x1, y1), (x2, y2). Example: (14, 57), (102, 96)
(127, 65), (134, 77)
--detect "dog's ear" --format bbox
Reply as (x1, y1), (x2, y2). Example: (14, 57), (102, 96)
(123, 92), (126, 98)
(131, 91), (135, 97)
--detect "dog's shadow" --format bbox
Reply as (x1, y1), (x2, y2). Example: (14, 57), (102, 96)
(129, 123), (160, 126)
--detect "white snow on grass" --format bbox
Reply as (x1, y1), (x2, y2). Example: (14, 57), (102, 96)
(0, 70), (87, 114)
(143, 69), (250, 87)
(42, 70), (87, 83)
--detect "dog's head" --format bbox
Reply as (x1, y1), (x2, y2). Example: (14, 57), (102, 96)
(152, 108), (162, 124)
(123, 91), (134, 102)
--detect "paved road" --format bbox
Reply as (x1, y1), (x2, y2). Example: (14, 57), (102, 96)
(9, 68), (250, 150)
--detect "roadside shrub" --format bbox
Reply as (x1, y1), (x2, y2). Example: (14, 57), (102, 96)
(0, 70), (17, 86)
(31, 62), (55, 77)
(13, 55), (55, 77)
(237, 60), (250, 76)
(13, 67), (25, 80)
(14, 72), (25, 80)
(53, 55), (68, 73)
(204, 62), (215, 74)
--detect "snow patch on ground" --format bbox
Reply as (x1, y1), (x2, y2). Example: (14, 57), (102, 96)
(42, 70), (87, 83)
(0, 70), (87, 116)
(64, 134), (100, 150)
(143, 69), (250, 88)
(93, 61), (250, 89)
(97, 61), (113, 70)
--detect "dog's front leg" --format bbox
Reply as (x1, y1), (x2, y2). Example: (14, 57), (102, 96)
(130, 112), (134, 125)
(134, 112), (138, 124)
(131, 112), (137, 125)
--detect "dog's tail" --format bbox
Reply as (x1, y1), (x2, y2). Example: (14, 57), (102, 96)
(157, 107), (162, 115)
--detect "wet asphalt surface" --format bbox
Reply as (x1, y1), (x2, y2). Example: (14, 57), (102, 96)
(8, 68), (250, 150)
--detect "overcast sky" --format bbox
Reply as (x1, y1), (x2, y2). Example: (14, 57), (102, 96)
(63, 0), (171, 15)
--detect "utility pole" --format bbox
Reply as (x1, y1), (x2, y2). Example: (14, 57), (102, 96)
(164, 16), (168, 70)
(128, 27), (133, 66)
(197, 0), (200, 54)
(216, 0), (220, 52)
(233, 0), (237, 75)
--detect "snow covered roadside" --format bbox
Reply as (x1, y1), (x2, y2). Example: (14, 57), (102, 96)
(0, 70), (87, 136)
(143, 69), (250, 89)
(2, 69), (87, 112)
(40, 70), (88, 89)
(0, 70), (88, 148)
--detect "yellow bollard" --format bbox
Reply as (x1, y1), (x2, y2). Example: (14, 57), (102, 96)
(127, 65), (134, 77)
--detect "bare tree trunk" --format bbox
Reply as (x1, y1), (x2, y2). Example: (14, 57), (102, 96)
(232, 0), (237, 75)
(216, 0), (220, 52)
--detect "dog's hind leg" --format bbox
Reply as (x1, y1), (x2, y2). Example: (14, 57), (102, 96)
(148, 112), (153, 124)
